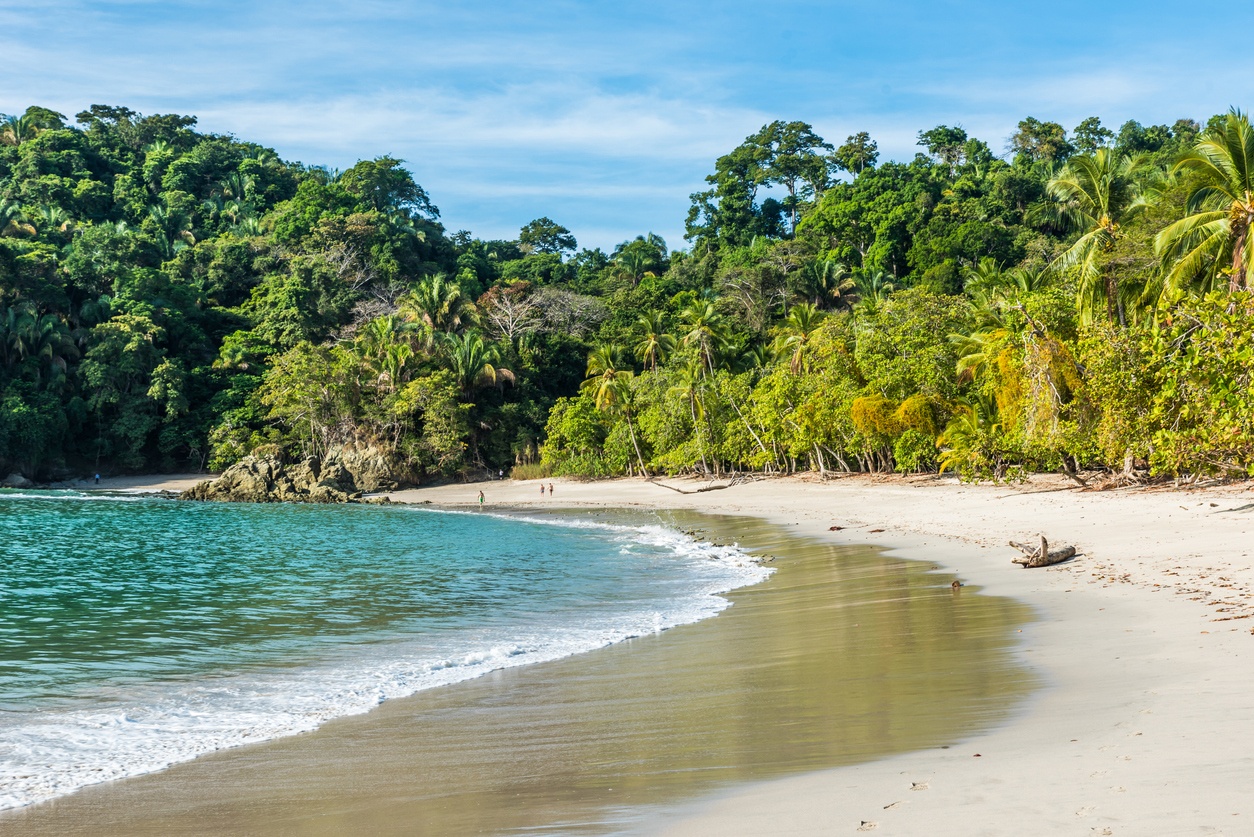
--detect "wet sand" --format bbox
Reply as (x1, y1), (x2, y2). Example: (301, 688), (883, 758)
(60, 474), (210, 493)
(393, 476), (1254, 835)
(3, 512), (1032, 836)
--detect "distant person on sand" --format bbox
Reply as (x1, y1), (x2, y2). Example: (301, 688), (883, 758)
(478, 490), (485, 507)
(94, 473), (100, 485)
(499, 469), (503, 480)
(549, 483), (554, 496)
(540, 484), (545, 496)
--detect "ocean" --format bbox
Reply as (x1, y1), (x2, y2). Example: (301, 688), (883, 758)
(0, 490), (769, 810)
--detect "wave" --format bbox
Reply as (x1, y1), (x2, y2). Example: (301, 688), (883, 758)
(0, 489), (156, 502)
(0, 510), (770, 811)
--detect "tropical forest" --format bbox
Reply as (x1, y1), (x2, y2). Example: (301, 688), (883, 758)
(2, 104), (1253, 484)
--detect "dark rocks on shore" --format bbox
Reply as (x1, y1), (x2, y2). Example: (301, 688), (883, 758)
(181, 447), (409, 504)
(2, 473), (35, 489)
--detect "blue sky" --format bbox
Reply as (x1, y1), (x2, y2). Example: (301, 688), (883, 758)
(1, 1), (1249, 251)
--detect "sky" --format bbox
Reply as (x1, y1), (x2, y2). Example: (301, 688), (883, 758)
(1, 0), (1250, 252)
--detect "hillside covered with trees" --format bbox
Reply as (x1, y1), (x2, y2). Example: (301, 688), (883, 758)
(2, 104), (1252, 483)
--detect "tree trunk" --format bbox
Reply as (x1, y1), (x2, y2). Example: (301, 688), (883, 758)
(1009, 537), (1077, 568)
(727, 392), (769, 458)
(1231, 223), (1249, 292)
(690, 396), (709, 475)
(625, 410), (649, 477)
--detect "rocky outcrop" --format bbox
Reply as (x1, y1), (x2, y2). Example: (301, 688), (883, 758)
(181, 447), (408, 504)
(2, 473), (34, 489)
(328, 445), (409, 492)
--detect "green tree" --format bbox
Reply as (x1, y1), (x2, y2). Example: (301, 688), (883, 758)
(1072, 117), (1114, 154)
(519, 217), (577, 255)
(678, 300), (729, 374)
(633, 312), (675, 370)
(1011, 117), (1073, 164)
(832, 132), (879, 175)
(776, 302), (824, 374)
(339, 156), (438, 218)
(1041, 148), (1153, 323)
(1156, 110), (1254, 293)
(440, 332), (512, 396)
(581, 344), (648, 474)
(400, 274), (470, 335)
(917, 125), (969, 173)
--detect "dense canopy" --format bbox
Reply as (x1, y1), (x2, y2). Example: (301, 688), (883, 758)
(2, 104), (1253, 483)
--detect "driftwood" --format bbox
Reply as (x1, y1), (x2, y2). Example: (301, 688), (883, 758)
(1009, 534), (1076, 568)
(650, 480), (733, 495)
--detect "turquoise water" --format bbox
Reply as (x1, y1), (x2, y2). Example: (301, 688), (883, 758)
(0, 490), (767, 810)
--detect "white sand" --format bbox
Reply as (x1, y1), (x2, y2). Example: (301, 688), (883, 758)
(390, 475), (1254, 836)
(64, 473), (211, 493)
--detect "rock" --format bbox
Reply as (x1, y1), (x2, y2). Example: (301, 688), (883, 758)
(183, 456), (282, 503)
(2, 473), (33, 489)
(180, 446), (411, 504)
(326, 445), (412, 492)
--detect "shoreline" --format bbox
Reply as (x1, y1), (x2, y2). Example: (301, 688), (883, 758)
(386, 474), (1254, 835)
(9, 473), (1254, 834)
(0, 505), (1031, 835)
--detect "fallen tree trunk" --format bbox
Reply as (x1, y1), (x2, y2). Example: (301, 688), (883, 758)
(1009, 535), (1076, 568)
(650, 480), (733, 495)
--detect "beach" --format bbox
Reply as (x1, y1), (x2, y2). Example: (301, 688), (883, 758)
(7, 473), (1254, 835)
(396, 475), (1254, 835)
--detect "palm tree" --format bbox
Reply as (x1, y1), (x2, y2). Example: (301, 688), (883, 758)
(581, 344), (630, 410)
(1041, 148), (1153, 323)
(35, 205), (75, 236)
(581, 344), (648, 475)
(667, 357), (711, 474)
(937, 395), (1006, 480)
(678, 301), (728, 375)
(851, 268), (895, 311)
(962, 258), (1007, 303)
(233, 216), (264, 237)
(1, 307), (78, 387)
(400, 274), (469, 334)
(147, 203), (195, 258)
(356, 315), (417, 392)
(632, 312), (675, 370)
(0, 200), (35, 238)
(949, 322), (1009, 385)
(776, 302), (825, 374)
(0, 114), (37, 146)
(739, 341), (775, 374)
(381, 208), (426, 243)
(29, 314), (78, 389)
(797, 257), (855, 310)
(1156, 109), (1254, 294)
(614, 249), (654, 286)
(441, 332), (512, 396)
(216, 171), (254, 203)
(377, 342), (414, 393)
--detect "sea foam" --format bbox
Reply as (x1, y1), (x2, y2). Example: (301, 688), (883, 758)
(0, 507), (769, 810)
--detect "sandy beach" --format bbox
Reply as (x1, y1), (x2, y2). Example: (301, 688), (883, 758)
(8, 473), (1254, 835)
(60, 473), (211, 493)
(388, 475), (1254, 836)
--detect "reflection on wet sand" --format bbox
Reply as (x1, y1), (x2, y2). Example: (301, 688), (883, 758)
(5, 513), (1034, 836)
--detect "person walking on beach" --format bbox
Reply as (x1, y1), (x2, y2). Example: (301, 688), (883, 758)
(478, 490), (485, 507)
(549, 483), (554, 497)
(540, 483), (546, 496)
(94, 473), (100, 485)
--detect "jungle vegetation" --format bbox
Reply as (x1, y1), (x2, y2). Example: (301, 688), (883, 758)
(2, 104), (1253, 483)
